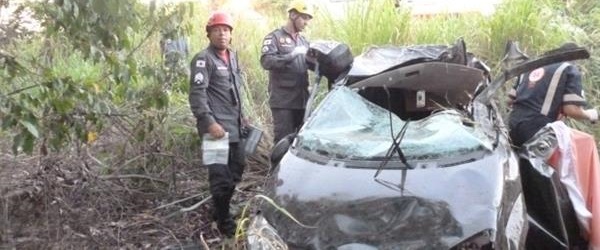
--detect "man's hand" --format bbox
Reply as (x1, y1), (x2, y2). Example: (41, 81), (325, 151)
(584, 108), (598, 122)
(291, 46), (308, 57)
(242, 117), (251, 127)
(208, 123), (226, 139)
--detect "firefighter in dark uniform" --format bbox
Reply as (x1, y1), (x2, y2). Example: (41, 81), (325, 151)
(508, 61), (598, 147)
(260, 0), (314, 143)
(188, 11), (246, 237)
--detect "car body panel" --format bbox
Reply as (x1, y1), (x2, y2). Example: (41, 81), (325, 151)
(249, 41), (590, 250)
(262, 143), (523, 248)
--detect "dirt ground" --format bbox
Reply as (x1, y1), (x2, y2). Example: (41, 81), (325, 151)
(0, 136), (272, 249)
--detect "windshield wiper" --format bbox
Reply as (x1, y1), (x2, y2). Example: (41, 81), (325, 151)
(374, 117), (411, 193)
(384, 85), (412, 169)
(374, 86), (413, 194)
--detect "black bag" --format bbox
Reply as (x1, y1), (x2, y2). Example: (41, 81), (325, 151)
(241, 125), (263, 155)
(309, 41), (353, 82)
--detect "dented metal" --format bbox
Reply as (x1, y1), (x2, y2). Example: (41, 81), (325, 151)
(248, 41), (587, 250)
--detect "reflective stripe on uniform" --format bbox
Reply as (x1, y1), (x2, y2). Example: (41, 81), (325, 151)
(541, 63), (569, 116)
(563, 93), (585, 103)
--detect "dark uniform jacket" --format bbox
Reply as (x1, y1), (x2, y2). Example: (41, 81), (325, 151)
(189, 46), (244, 142)
(509, 62), (587, 138)
(260, 27), (310, 109)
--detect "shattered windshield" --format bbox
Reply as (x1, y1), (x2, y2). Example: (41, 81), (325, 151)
(296, 87), (493, 161)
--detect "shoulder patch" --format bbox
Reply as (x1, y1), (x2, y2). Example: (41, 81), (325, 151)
(262, 46), (269, 53)
(528, 67), (544, 82)
(263, 39), (272, 45)
(193, 73), (204, 84)
(196, 60), (206, 68)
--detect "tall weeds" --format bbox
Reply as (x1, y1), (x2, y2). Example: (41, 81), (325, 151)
(313, 0), (410, 54)
(206, 0), (598, 138)
(11, 0), (597, 156)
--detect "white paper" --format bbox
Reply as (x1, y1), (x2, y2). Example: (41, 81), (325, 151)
(202, 132), (229, 165)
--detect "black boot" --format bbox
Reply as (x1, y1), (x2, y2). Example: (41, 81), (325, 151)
(212, 193), (236, 237)
(217, 217), (236, 238)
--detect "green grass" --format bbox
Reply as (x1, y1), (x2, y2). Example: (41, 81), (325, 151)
(155, 0), (600, 148)
(313, 0), (410, 53)
(3, 0), (599, 154)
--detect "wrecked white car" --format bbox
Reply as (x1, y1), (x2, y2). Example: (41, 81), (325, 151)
(247, 40), (590, 249)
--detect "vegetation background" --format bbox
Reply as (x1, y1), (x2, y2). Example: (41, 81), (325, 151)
(1, 0), (599, 248)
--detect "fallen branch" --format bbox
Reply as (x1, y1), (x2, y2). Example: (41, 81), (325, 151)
(86, 147), (107, 169)
(100, 174), (167, 184)
(163, 195), (212, 219)
(153, 192), (206, 210)
(200, 233), (210, 249)
(180, 195), (211, 212)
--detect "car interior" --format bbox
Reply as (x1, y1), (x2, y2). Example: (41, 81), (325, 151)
(350, 62), (486, 120)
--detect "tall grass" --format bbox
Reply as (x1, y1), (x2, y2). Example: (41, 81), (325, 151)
(27, 0), (592, 158)
(313, 0), (410, 54)
(485, 0), (571, 61)
(194, 0), (597, 139)
(562, 1), (600, 137)
(407, 14), (487, 46)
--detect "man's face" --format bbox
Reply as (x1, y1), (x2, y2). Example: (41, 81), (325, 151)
(292, 12), (312, 32)
(207, 25), (231, 50)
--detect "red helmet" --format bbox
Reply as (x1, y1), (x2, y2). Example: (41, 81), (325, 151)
(206, 11), (233, 32)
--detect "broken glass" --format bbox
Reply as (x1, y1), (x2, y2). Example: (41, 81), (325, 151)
(296, 87), (493, 160)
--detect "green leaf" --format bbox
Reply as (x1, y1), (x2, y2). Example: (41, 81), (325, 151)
(135, 126), (146, 142)
(52, 99), (74, 114)
(19, 120), (39, 138)
(22, 132), (35, 154)
(12, 133), (23, 154)
(1, 114), (16, 130)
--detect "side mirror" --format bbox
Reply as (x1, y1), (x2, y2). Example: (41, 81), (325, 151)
(269, 133), (296, 169)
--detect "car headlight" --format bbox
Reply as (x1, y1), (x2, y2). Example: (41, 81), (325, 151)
(520, 126), (557, 177)
(521, 127), (557, 160)
(247, 214), (287, 250)
(450, 229), (493, 250)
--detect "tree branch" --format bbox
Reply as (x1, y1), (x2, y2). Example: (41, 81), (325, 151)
(6, 83), (43, 96)
(100, 174), (167, 184)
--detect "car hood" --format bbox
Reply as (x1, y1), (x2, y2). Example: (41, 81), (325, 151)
(261, 144), (522, 249)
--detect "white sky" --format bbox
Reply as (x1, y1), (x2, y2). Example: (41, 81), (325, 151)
(402, 0), (504, 16)
(1, 0), (504, 30)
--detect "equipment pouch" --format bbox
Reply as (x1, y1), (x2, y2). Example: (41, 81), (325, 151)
(241, 125), (263, 155)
